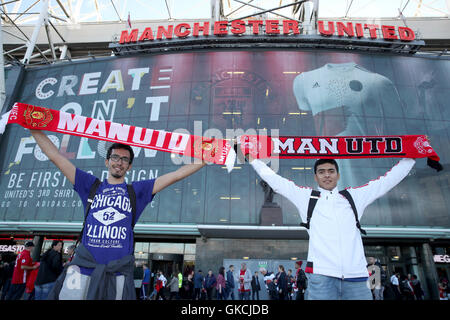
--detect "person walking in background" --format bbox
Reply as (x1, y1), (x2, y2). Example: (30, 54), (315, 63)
(367, 257), (386, 300)
(185, 270), (194, 299)
(34, 240), (63, 300)
(286, 269), (294, 300)
(276, 265), (288, 300)
(251, 271), (261, 300)
(177, 268), (183, 295)
(193, 269), (204, 300)
(6, 242), (39, 300)
(148, 272), (158, 300)
(400, 274), (415, 300)
(390, 272), (401, 300)
(411, 275), (424, 300)
(225, 265), (235, 300)
(24, 263), (40, 300)
(155, 270), (167, 300)
(0, 255), (5, 294)
(260, 267), (278, 300)
(238, 263), (252, 300)
(140, 264), (151, 300)
(204, 270), (217, 300)
(63, 245), (76, 267)
(294, 261), (307, 301)
(0, 257), (15, 300)
(216, 267), (226, 300)
(438, 281), (448, 300)
(168, 273), (180, 300)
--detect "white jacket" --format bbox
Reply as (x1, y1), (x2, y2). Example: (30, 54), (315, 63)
(251, 158), (415, 279)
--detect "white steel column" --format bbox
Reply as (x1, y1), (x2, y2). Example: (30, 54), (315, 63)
(0, 15), (5, 113)
(22, 0), (49, 64)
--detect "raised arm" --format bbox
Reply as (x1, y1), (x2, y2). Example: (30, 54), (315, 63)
(152, 161), (207, 195)
(30, 130), (76, 185)
(349, 158), (416, 217)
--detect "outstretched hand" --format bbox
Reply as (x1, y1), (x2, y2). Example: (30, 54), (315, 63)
(234, 140), (253, 163)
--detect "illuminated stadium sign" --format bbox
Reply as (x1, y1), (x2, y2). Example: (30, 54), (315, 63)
(118, 20), (416, 44)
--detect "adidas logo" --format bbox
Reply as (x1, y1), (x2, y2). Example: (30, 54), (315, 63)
(313, 82), (320, 88)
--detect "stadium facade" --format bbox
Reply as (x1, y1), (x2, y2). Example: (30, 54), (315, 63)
(0, 17), (449, 300)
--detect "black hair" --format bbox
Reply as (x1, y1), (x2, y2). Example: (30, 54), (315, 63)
(314, 159), (339, 174)
(106, 143), (134, 164)
(219, 267), (225, 276)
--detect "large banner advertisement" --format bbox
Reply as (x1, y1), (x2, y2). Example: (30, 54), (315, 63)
(0, 50), (449, 228)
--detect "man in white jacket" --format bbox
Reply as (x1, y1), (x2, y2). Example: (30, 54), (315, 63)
(247, 154), (415, 300)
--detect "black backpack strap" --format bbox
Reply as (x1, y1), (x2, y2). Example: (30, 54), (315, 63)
(76, 178), (101, 247)
(126, 183), (137, 251)
(300, 190), (321, 229)
(339, 189), (367, 235)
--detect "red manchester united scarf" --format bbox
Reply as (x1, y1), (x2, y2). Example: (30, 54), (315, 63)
(0, 103), (236, 171)
(237, 135), (443, 171)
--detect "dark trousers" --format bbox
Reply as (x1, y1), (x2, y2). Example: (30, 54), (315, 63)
(296, 290), (305, 300)
(6, 283), (26, 300)
(192, 288), (201, 300)
(226, 287), (235, 300)
(169, 291), (180, 300)
(1, 279), (11, 300)
(392, 285), (402, 300)
(156, 288), (166, 300)
(206, 287), (214, 300)
(141, 284), (150, 299)
(252, 289), (259, 300)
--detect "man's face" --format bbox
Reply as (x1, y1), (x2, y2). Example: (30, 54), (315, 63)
(105, 148), (132, 179)
(314, 162), (340, 191)
(54, 242), (62, 252)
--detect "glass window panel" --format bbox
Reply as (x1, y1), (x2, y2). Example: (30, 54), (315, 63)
(157, 165), (182, 223)
(150, 243), (184, 254)
(230, 165), (252, 224)
(184, 254), (196, 261)
(184, 244), (196, 255)
(204, 165), (230, 224)
(180, 162), (206, 224)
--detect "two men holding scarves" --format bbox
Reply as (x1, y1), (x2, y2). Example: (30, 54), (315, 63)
(0, 103), (443, 300)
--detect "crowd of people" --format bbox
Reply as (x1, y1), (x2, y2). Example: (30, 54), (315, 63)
(0, 240), (74, 300)
(137, 262), (309, 301)
(0, 243), (449, 301)
(365, 256), (450, 301)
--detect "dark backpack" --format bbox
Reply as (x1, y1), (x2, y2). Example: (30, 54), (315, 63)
(76, 179), (137, 249)
(296, 269), (308, 290)
(300, 189), (367, 235)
